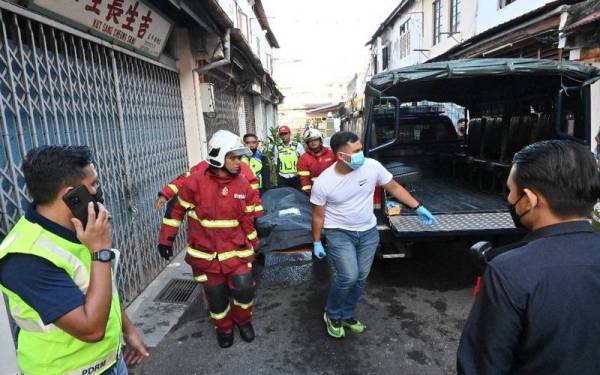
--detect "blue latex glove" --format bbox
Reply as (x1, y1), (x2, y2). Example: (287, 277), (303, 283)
(313, 241), (326, 259)
(416, 206), (438, 225)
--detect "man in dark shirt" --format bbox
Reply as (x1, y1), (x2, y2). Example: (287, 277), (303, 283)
(458, 140), (600, 375)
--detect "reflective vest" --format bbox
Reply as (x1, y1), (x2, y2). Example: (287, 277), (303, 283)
(0, 217), (122, 375)
(242, 153), (264, 189)
(277, 143), (299, 175)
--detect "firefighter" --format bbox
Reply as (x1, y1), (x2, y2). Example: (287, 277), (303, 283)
(297, 128), (335, 194)
(242, 133), (271, 194)
(158, 130), (261, 348)
(273, 125), (304, 189)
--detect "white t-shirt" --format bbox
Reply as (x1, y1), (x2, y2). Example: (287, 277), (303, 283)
(310, 158), (393, 231)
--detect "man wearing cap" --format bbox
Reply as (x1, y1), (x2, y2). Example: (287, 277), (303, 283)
(272, 125), (304, 189)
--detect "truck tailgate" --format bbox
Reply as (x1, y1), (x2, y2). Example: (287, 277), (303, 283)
(388, 211), (519, 238)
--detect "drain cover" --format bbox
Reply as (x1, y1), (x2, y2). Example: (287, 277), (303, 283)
(154, 278), (201, 305)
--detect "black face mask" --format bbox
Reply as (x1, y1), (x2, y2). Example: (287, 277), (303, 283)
(508, 193), (530, 230)
(93, 186), (104, 204)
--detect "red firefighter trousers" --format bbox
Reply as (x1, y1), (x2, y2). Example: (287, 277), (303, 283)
(194, 262), (255, 333)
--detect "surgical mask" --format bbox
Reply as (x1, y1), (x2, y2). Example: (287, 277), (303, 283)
(341, 151), (366, 170)
(508, 193), (530, 230)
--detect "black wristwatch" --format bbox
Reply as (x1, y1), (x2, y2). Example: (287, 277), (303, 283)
(413, 202), (422, 210)
(92, 249), (115, 262)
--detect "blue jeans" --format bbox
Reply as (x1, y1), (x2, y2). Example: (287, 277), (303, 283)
(324, 226), (380, 320)
(103, 355), (128, 375)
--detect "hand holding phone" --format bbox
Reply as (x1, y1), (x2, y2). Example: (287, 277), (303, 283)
(63, 185), (99, 228)
(71, 202), (113, 253)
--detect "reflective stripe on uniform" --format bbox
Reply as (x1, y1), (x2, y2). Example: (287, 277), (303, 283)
(302, 185), (312, 191)
(194, 274), (208, 283)
(245, 205), (255, 213)
(11, 314), (58, 333)
(233, 299), (254, 310)
(254, 205), (264, 212)
(218, 249), (254, 261)
(210, 305), (231, 320)
(36, 236), (90, 293)
(298, 171), (310, 176)
(178, 196), (194, 209)
(201, 219), (239, 228)
(311, 177), (317, 181)
(167, 184), (179, 194)
(65, 350), (118, 375)
(187, 211), (239, 228)
(187, 247), (217, 260)
(187, 247), (254, 261)
(162, 218), (182, 228)
(247, 231), (258, 241)
(251, 183), (260, 190)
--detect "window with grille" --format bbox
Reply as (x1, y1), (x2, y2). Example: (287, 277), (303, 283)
(433, 0), (444, 45)
(450, 0), (461, 33)
(399, 19), (411, 59)
(498, 0), (517, 9)
(382, 44), (390, 71)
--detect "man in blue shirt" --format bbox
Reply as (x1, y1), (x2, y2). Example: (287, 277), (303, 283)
(458, 140), (600, 374)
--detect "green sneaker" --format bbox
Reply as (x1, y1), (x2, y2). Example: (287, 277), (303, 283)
(342, 318), (366, 333)
(323, 313), (345, 338)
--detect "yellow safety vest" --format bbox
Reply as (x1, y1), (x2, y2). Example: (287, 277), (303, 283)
(277, 143), (299, 175)
(0, 217), (122, 375)
(242, 155), (263, 188)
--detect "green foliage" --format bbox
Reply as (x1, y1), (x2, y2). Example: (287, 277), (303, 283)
(259, 125), (281, 187)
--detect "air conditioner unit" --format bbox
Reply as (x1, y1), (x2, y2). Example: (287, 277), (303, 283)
(199, 82), (216, 113)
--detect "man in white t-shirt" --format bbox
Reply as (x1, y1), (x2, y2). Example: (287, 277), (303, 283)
(310, 131), (437, 339)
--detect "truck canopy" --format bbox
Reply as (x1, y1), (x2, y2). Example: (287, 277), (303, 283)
(366, 58), (600, 109)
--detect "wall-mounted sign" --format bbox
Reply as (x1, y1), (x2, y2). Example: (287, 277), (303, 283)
(29, 0), (173, 59)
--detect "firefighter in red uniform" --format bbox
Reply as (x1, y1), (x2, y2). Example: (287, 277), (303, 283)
(297, 128), (336, 194)
(158, 130), (262, 348)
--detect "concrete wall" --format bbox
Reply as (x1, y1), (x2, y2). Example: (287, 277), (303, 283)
(218, 0), (273, 74)
(476, 0), (561, 33)
(174, 28), (208, 166)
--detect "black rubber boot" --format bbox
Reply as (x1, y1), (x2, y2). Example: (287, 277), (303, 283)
(217, 330), (234, 348)
(238, 323), (255, 342)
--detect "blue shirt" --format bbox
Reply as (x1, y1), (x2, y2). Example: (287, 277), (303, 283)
(0, 207), (84, 325)
(458, 221), (600, 374)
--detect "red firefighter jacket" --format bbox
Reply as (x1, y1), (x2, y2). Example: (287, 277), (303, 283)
(296, 147), (336, 194)
(159, 160), (259, 200)
(159, 169), (262, 274)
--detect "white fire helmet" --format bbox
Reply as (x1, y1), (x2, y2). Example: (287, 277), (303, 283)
(303, 128), (323, 143)
(207, 130), (251, 168)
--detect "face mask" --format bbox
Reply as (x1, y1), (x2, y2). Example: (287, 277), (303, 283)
(508, 193), (530, 230)
(93, 186), (104, 204)
(341, 151), (366, 170)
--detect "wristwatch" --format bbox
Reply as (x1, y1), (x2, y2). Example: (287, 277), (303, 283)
(92, 249), (115, 262)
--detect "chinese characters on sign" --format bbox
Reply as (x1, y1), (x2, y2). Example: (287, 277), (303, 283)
(31, 0), (172, 58)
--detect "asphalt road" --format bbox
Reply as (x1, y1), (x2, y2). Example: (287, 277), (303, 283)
(133, 240), (477, 375)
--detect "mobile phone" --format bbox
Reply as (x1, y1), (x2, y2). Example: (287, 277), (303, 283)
(63, 185), (99, 228)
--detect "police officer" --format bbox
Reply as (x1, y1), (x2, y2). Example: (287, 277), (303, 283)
(0, 146), (148, 375)
(273, 125), (304, 189)
(458, 140), (600, 374)
(242, 133), (271, 194)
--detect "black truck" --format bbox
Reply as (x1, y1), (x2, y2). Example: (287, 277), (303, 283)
(349, 58), (600, 258)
